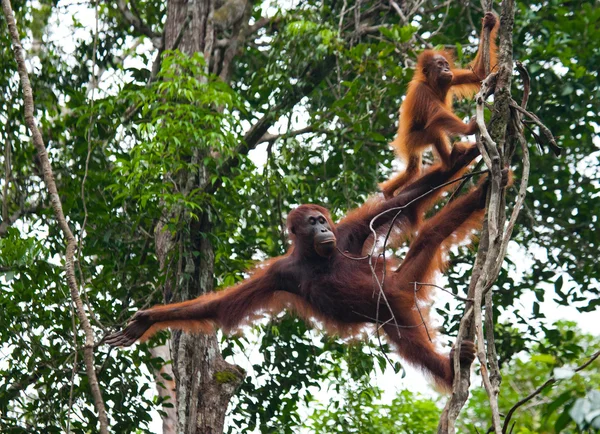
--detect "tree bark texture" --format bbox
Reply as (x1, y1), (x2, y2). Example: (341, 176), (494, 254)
(154, 0), (246, 432)
(149, 344), (177, 434)
(153, 0), (396, 431)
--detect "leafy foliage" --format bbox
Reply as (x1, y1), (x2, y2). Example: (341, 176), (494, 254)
(0, 0), (598, 432)
(460, 322), (600, 433)
(309, 388), (439, 433)
(110, 51), (241, 220)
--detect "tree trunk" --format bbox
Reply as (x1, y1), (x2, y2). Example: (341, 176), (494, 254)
(149, 344), (177, 434)
(153, 0), (246, 432)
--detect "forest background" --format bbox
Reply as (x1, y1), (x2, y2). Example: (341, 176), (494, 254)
(0, 0), (599, 433)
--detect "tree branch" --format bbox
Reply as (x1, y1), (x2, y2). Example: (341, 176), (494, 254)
(0, 204), (40, 237)
(509, 102), (562, 156)
(244, 15), (282, 36)
(389, 0), (408, 24)
(1, 1), (109, 432)
(205, 55), (337, 194)
(439, 1), (518, 432)
(116, 0), (161, 48)
(2, 123), (11, 223)
(515, 60), (530, 109)
(257, 125), (318, 144)
(218, 0), (253, 82)
(502, 349), (600, 433)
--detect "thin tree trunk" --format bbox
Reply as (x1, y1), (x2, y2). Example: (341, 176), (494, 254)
(149, 344), (177, 434)
(1, 0), (109, 432)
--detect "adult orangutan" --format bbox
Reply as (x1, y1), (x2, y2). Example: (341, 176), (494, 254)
(108, 144), (498, 389)
(380, 12), (499, 198)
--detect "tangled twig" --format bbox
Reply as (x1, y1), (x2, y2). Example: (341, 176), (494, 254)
(502, 349), (600, 433)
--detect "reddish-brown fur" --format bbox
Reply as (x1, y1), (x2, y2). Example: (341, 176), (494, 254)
(380, 12), (499, 199)
(107, 145), (489, 389)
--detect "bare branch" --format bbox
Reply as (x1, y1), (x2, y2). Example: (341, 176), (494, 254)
(411, 282), (472, 302)
(475, 72), (499, 170)
(502, 349), (600, 433)
(219, 0), (253, 82)
(484, 289), (501, 417)
(205, 55), (337, 194)
(258, 126), (318, 144)
(215, 38), (229, 48)
(427, 0), (452, 39)
(86, 39), (143, 98)
(212, 0), (247, 31)
(2, 124), (11, 223)
(66, 300), (79, 434)
(515, 61), (530, 109)
(509, 102), (562, 156)
(0, 204), (40, 237)
(389, 0), (408, 24)
(246, 16), (270, 34)
(116, 0), (161, 47)
(357, 24), (385, 35)
(440, 1), (519, 432)
(483, 110), (530, 295)
(245, 15), (282, 36)
(1, 1), (109, 431)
